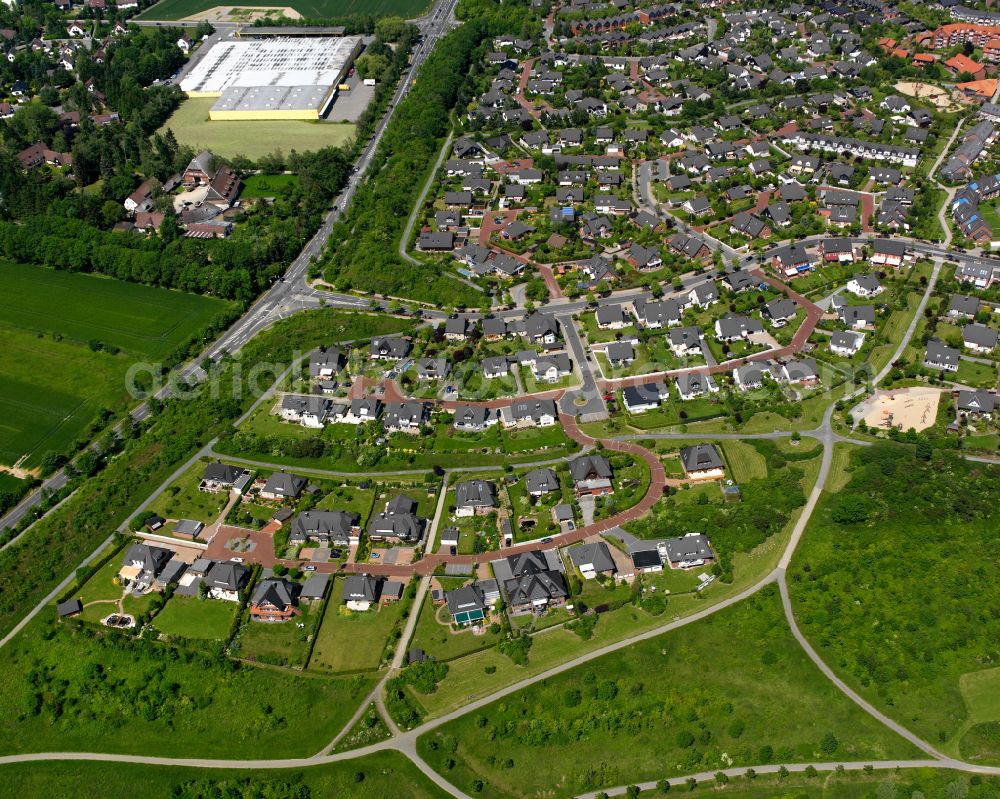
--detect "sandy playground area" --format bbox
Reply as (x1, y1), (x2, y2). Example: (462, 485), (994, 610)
(894, 81), (968, 112)
(854, 386), (944, 432)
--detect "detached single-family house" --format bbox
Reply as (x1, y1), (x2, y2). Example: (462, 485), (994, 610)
(830, 330), (865, 356)
(446, 584), (489, 624)
(679, 444), (725, 479)
(846, 273), (883, 298)
(260, 472), (308, 501)
(569, 454), (613, 496)
(963, 323), (999, 353)
(622, 381), (669, 413)
(343, 574), (382, 611)
(525, 468), (560, 496)
(924, 339), (960, 372)
(662, 534), (714, 569)
(204, 560), (251, 602)
(454, 479), (497, 516)
(290, 510), (360, 546)
(676, 372), (719, 400)
(567, 542), (616, 579)
(200, 463), (249, 493)
(250, 578), (299, 622)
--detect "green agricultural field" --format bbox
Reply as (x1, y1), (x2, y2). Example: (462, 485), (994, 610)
(0, 752), (450, 799)
(309, 592), (405, 673)
(138, 0), (430, 20)
(418, 588), (918, 799)
(0, 615), (372, 759)
(0, 261), (229, 359)
(153, 595), (240, 640)
(0, 261), (231, 467)
(159, 98), (356, 160)
(789, 442), (1000, 761)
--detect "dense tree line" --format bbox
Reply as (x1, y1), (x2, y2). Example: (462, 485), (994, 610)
(323, 0), (539, 307)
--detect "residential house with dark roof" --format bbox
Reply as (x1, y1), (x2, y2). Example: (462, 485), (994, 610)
(250, 578), (299, 622)
(679, 444), (725, 479)
(569, 454), (613, 496)
(454, 479), (497, 516)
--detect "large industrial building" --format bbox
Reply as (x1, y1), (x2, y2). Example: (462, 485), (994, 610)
(180, 33), (364, 121)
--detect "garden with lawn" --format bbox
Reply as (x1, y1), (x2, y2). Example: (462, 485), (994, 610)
(236, 598), (321, 668)
(409, 583), (502, 662)
(789, 441), (1000, 762)
(154, 595), (240, 640)
(147, 459), (235, 524)
(309, 592), (406, 674)
(417, 588), (918, 799)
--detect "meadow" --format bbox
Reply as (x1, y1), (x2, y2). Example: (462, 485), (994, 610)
(0, 615), (373, 759)
(0, 752), (450, 798)
(159, 98), (356, 160)
(0, 261), (230, 467)
(789, 442), (1000, 761)
(138, 0), (430, 19)
(417, 588), (918, 799)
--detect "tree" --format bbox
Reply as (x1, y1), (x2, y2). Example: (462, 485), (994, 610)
(715, 772), (729, 785)
(820, 731), (839, 755)
(915, 437), (933, 461)
(375, 16), (409, 42)
(830, 494), (870, 525)
(355, 53), (391, 82)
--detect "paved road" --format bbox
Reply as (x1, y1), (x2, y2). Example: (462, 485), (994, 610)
(557, 310), (608, 418)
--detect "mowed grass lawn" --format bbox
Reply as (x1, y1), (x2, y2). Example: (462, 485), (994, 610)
(160, 98), (356, 161)
(154, 595), (239, 640)
(309, 593), (403, 673)
(418, 588), (917, 799)
(0, 261), (230, 467)
(138, 0), (430, 20)
(409, 592), (501, 661)
(241, 173), (300, 198)
(721, 440), (767, 482)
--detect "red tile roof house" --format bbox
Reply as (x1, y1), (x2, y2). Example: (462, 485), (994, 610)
(945, 53), (987, 81)
(249, 578), (299, 622)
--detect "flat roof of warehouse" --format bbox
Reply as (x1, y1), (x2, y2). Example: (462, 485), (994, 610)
(180, 36), (361, 95)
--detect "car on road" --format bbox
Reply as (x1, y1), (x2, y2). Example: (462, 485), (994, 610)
(230, 557), (244, 563)
(541, 537), (553, 543)
(303, 565), (317, 572)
